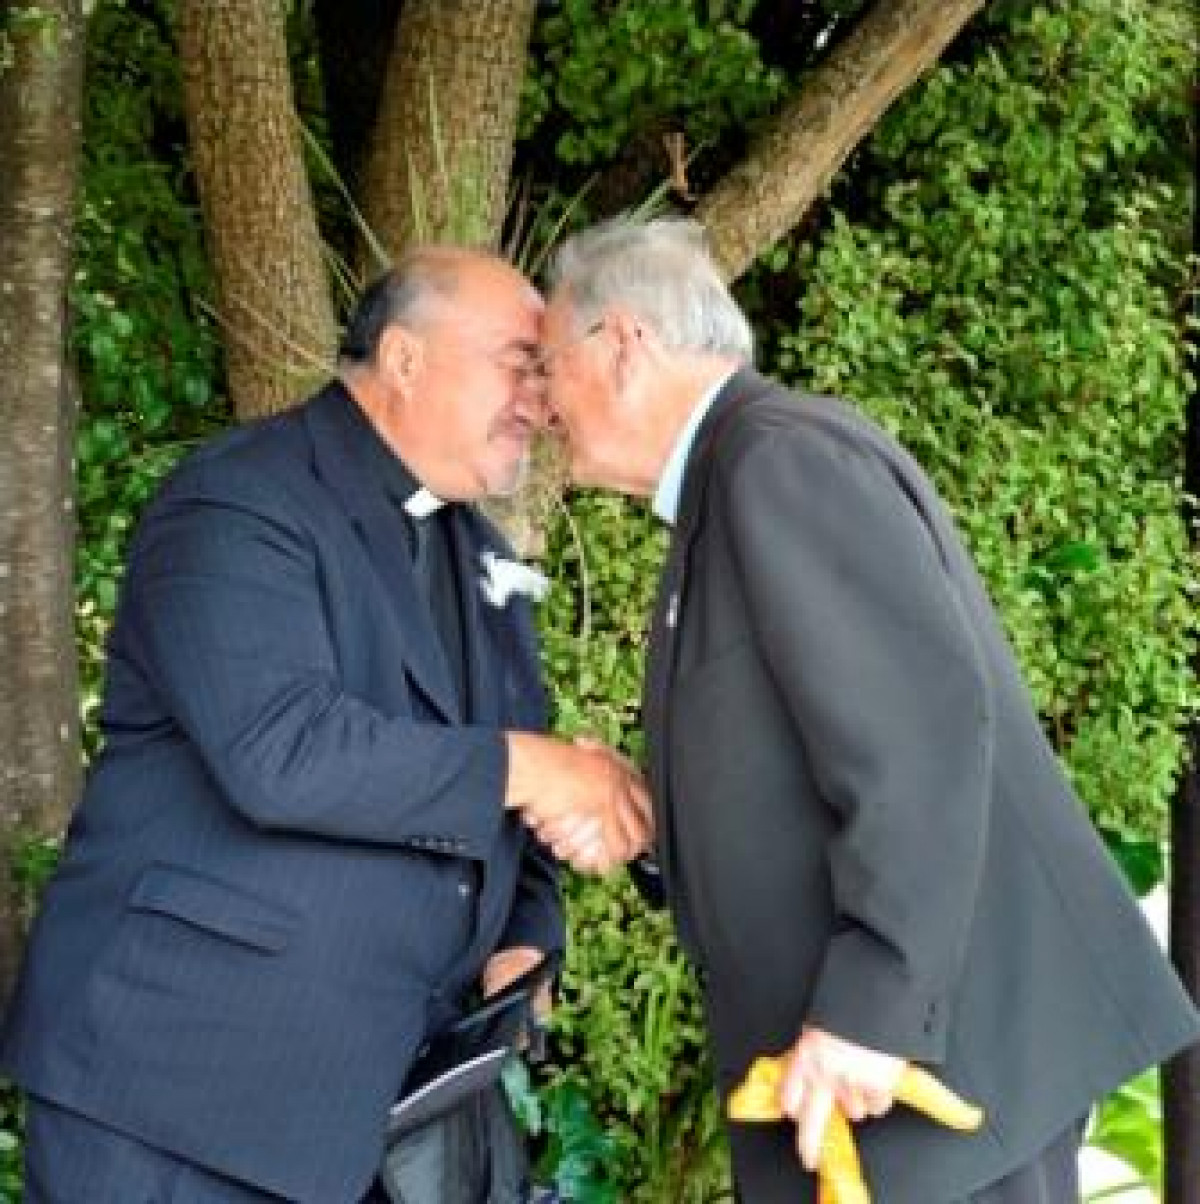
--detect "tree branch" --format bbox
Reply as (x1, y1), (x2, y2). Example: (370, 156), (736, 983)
(696, 0), (985, 283)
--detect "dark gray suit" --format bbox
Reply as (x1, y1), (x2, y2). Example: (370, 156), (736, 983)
(1, 383), (561, 1202)
(643, 370), (1199, 1203)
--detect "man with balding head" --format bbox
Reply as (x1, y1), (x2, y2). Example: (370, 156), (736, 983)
(2, 249), (651, 1203)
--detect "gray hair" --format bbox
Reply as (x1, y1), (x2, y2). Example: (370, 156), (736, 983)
(548, 216), (755, 362)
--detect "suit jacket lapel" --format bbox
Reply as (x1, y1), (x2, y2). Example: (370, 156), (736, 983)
(643, 369), (774, 909)
(452, 508), (550, 730)
(303, 382), (460, 723)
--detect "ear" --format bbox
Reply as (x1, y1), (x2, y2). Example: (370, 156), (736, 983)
(377, 325), (424, 395)
(607, 307), (647, 391)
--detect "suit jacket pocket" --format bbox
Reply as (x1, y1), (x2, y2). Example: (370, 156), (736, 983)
(128, 864), (298, 954)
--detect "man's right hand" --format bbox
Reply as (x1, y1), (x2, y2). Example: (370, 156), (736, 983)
(504, 733), (653, 873)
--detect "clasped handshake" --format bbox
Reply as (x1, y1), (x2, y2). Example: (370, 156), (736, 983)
(504, 732), (653, 874)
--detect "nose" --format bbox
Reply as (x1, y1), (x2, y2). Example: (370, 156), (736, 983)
(514, 379), (552, 430)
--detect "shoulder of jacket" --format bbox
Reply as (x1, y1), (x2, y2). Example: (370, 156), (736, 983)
(144, 408), (315, 534)
(177, 402), (306, 477)
(715, 381), (883, 481)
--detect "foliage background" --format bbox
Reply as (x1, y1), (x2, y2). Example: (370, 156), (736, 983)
(2, 0), (1196, 1199)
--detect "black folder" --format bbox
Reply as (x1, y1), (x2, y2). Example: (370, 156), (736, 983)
(386, 951), (559, 1141)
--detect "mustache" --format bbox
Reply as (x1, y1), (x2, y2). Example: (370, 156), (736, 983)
(489, 407), (541, 439)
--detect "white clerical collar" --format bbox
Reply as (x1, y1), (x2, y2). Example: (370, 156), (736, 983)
(403, 487), (446, 518)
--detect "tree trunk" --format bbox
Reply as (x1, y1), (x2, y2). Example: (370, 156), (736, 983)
(0, 0), (86, 1005)
(179, 0), (338, 420)
(361, 0), (536, 259)
(696, 0), (985, 283)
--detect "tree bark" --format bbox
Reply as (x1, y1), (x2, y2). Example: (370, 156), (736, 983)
(361, 0), (536, 259)
(696, 0), (985, 283)
(179, 0), (338, 419)
(0, 0), (86, 1005)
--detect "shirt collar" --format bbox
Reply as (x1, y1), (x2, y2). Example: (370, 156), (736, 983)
(652, 370), (736, 525)
(404, 487), (445, 518)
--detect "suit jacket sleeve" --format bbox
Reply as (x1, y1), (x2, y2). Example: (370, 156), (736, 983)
(499, 835), (564, 954)
(117, 464), (506, 855)
(717, 423), (994, 1063)
(496, 600), (565, 956)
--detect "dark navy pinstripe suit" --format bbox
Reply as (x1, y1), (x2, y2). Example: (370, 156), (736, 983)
(1, 383), (562, 1202)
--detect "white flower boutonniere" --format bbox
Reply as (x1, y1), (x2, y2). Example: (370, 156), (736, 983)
(479, 550), (550, 608)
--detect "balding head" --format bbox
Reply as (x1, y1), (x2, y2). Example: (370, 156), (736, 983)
(340, 248), (535, 365)
(339, 250), (462, 365)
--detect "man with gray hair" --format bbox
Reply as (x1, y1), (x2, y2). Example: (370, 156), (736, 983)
(537, 216), (1200, 1203)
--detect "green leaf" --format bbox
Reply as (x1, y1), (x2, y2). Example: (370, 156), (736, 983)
(1099, 830), (1165, 895)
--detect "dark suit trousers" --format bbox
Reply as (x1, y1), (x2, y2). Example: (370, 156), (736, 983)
(23, 1095), (391, 1204)
(962, 1121), (1083, 1204)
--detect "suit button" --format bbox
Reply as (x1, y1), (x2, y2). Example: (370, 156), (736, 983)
(458, 881), (472, 898)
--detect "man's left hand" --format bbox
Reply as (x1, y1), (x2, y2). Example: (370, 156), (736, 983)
(481, 945), (553, 1020)
(780, 1026), (904, 1170)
